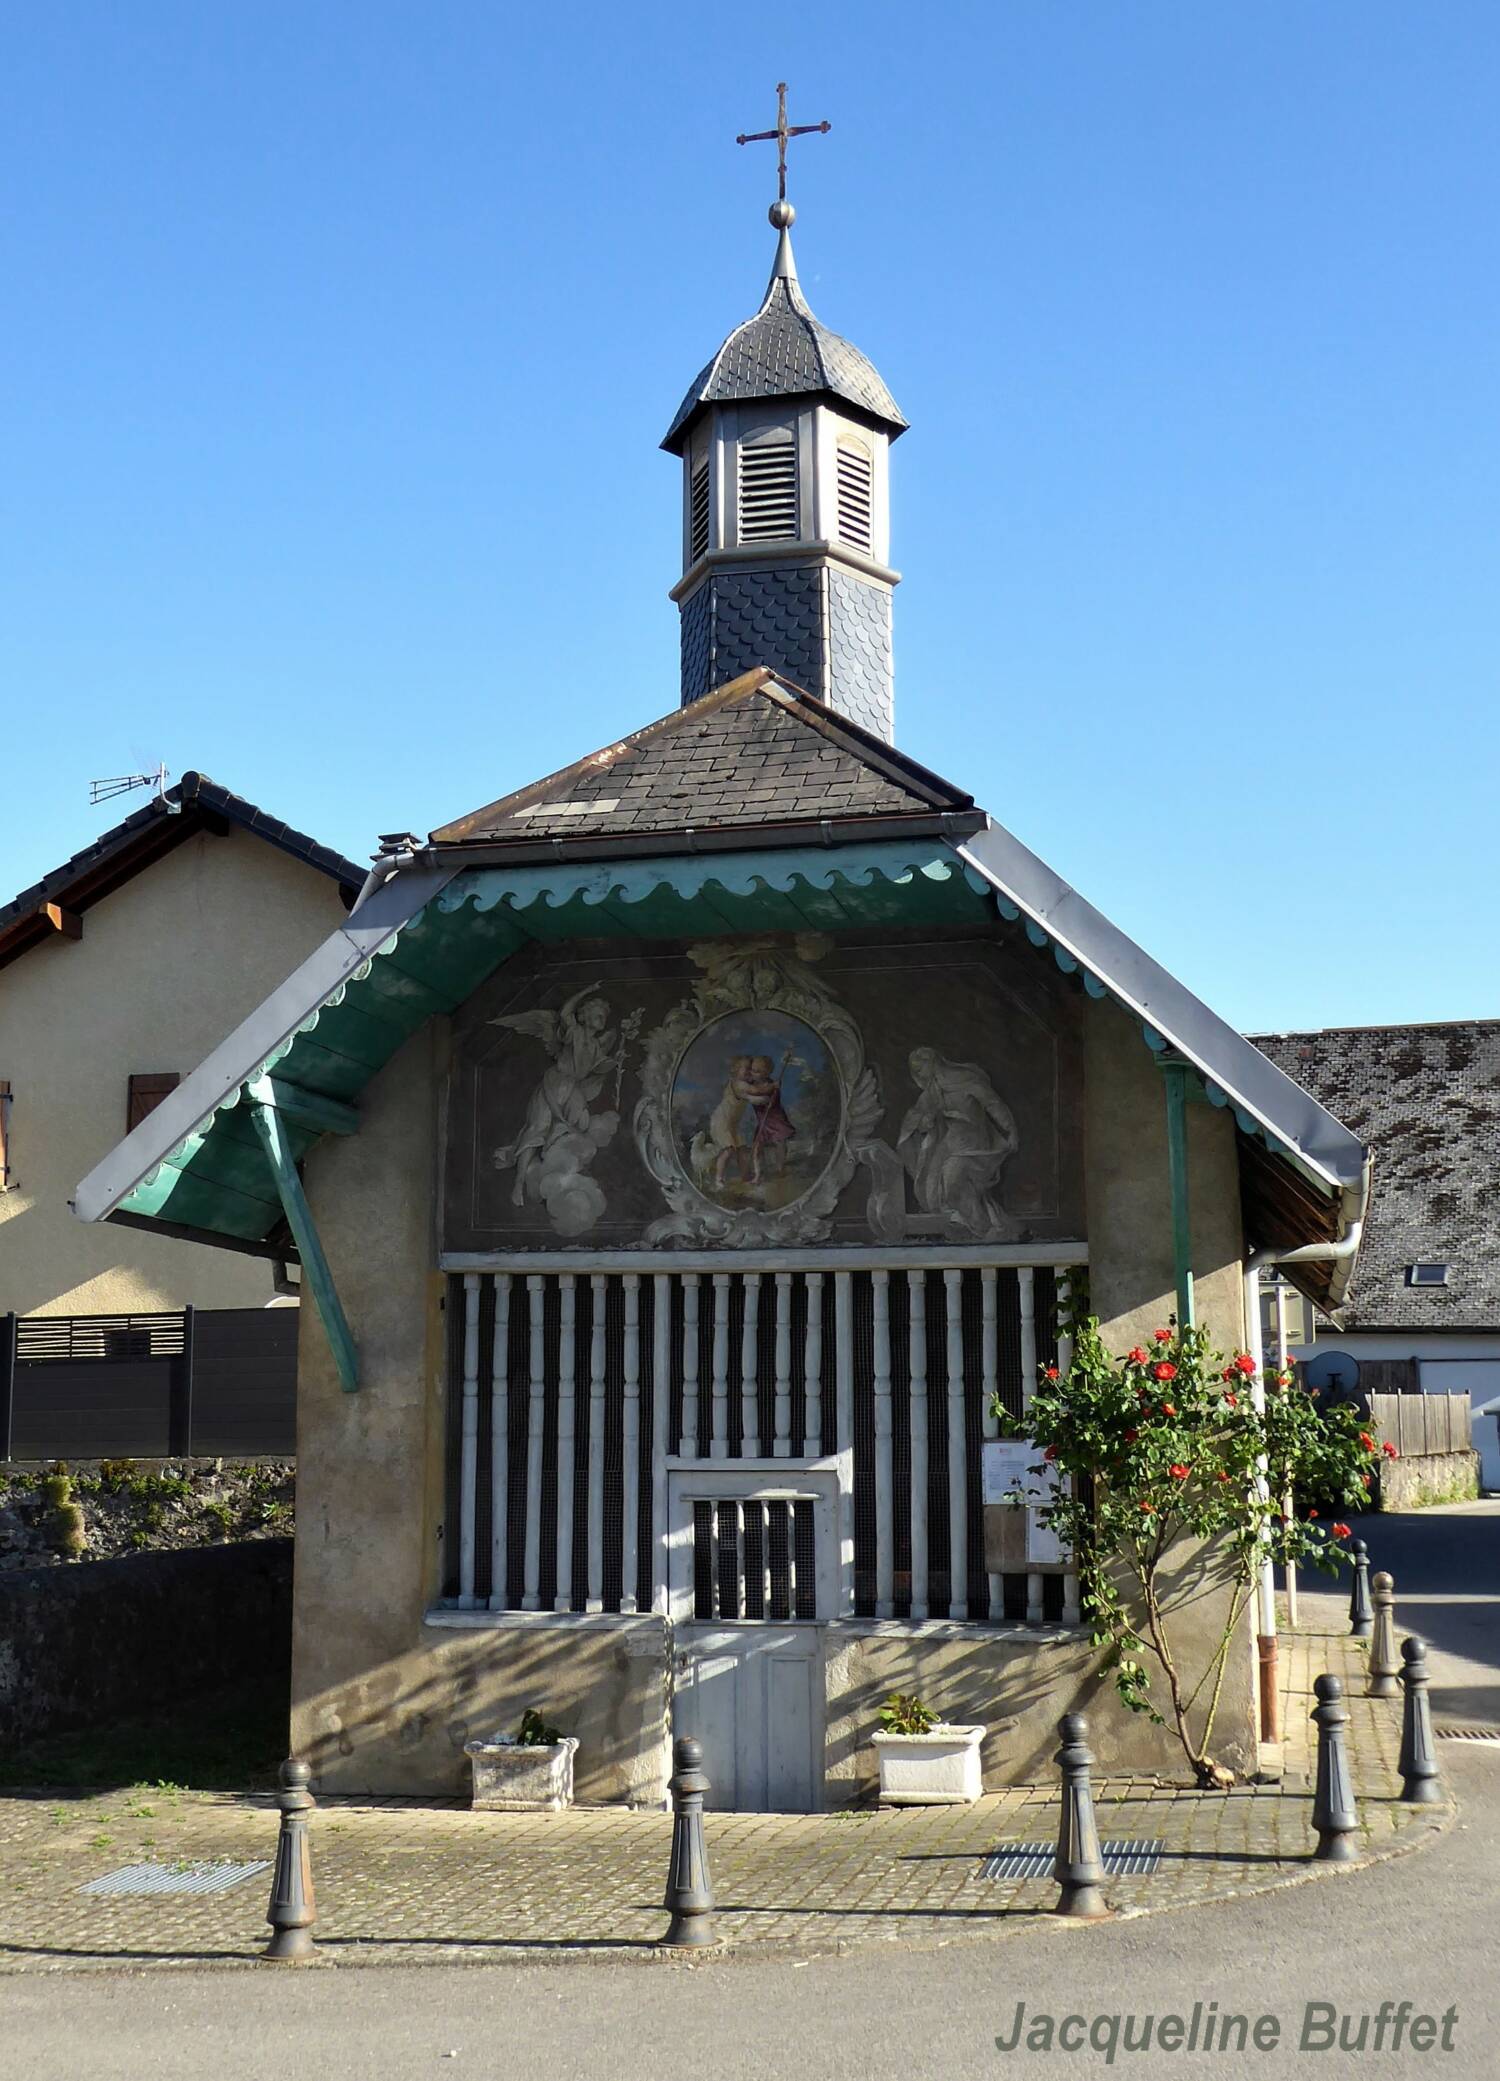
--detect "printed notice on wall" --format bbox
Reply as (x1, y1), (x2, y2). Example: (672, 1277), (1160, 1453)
(980, 1442), (1065, 1564)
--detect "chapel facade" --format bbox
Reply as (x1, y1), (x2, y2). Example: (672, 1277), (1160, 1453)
(77, 174), (1369, 1809)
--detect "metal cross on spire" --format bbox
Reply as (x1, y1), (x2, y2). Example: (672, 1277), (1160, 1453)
(736, 81), (830, 207)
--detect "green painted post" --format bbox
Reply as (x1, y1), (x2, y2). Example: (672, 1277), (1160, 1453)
(249, 1099), (359, 1393)
(1162, 1063), (1195, 1330)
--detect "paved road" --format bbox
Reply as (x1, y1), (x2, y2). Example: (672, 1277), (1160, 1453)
(5, 1508), (1495, 2079)
(1321, 1500), (1500, 1728)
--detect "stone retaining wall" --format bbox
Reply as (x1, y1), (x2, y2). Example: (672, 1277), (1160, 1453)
(1378, 1450), (1480, 1511)
(0, 1538), (292, 1749)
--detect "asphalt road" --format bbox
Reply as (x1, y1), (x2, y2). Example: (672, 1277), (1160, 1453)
(5, 1507), (1497, 2081)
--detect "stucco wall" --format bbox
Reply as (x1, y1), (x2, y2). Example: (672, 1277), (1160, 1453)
(291, 957), (1262, 1800)
(289, 1019), (451, 1791)
(0, 827), (347, 1316)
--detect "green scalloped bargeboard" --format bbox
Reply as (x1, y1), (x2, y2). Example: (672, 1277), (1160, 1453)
(118, 843), (994, 1249)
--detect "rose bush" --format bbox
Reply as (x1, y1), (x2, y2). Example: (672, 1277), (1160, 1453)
(996, 1315), (1384, 1786)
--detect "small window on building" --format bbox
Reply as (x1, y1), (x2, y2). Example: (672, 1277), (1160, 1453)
(1406, 1262), (1451, 1287)
(738, 434), (798, 542)
(0, 1079), (11, 1189)
(689, 455), (710, 564)
(836, 440), (874, 553)
(127, 1072), (179, 1133)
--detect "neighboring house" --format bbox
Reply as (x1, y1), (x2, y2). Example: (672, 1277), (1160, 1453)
(1, 773), (361, 1317)
(1254, 1021), (1500, 1489)
(78, 196), (1369, 1809)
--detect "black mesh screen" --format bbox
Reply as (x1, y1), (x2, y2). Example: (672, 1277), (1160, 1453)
(440, 1275), (464, 1601)
(851, 1271), (876, 1616)
(472, 1275), (496, 1605)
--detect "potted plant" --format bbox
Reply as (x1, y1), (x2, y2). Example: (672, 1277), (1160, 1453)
(464, 1707), (580, 1811)
(871, 1692), (985, 1806)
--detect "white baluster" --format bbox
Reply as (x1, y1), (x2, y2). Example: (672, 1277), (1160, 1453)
(620, 1273), (641, 1614)
(680, 1272), (700, 1461)
(773, 1271), (793, 1457)
(458, 1273), (481, 1609)
(553, 1274), (576, 1613)
(1019, 1267), (1043, 1622)
(521, 1275), (547, 1612)
(979, 1266), (1000, 1621)
(803, 1272), (824, 1456)
(835, 1271), (855, 1615)
(587, 1273), (607, 1612)
(652, 1273), (671, 1616)
(1055, 1266), (1074, 1379)
(908, 1269), (929, 1621)
(710, 1273), (730, 1461)
(740, 1271), (762, 1456)
(488, 1273), (512, 1611)
(873, 1270), (894, 1620)
(945, 1269), (969, 1620)
(763, 1502), (774, 1620)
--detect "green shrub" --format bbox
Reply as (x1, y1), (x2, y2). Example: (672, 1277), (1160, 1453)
(878, 1692), (937, 1736)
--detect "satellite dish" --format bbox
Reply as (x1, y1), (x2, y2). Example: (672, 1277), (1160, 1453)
(1304, 1349), (1361, 1394)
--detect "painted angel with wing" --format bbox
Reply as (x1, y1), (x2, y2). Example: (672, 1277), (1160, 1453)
(490, 988), (642, 1236)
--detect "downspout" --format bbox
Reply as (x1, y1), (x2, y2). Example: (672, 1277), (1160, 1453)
(1243, 1218), (1366, 1746)
(1161, 1061), (1196, 1330)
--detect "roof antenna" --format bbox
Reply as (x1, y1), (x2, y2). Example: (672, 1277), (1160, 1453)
(88, 762), (180, 815)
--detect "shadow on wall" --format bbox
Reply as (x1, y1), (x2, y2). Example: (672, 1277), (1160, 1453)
(294, 1620), (673, 1806)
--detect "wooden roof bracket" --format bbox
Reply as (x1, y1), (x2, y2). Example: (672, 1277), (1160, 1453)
(247, 1075), (359, 1393)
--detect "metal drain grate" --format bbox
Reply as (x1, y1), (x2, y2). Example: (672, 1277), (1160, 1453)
(81, 1860), (270, 1898)
(1435, 1725), (1500, 1745)
(980, 1837), (1164, 1881)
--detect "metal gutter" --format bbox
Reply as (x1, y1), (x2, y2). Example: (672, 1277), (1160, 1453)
(416, 809), (986, 875)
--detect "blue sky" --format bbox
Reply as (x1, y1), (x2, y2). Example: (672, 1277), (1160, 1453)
(3, 3), (1496, 1032)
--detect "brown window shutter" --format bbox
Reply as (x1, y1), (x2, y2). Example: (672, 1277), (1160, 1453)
(127, 1072), (180, 1133)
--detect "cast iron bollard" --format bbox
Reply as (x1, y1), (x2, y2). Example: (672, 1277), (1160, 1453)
(1310, 1674), (1359, 1862)
(1348, 1539), (1374, 1638)
(1367, 1572), (1400, 1697)
(1398, 1637), (1443, 1804)
(1052, 1712), (1110, 1919)
(262, 1757), (318, 1962)
(661, 1736), (718, 1948)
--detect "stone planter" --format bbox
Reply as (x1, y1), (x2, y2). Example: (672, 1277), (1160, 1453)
(464, 1733), (579, 1811)
(872, 1724), (985, 1805)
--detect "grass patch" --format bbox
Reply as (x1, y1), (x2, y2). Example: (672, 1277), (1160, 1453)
(0, 1680), (287, 1795)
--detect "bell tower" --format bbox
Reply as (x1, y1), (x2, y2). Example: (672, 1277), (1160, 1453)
(662, 87), (907, 742)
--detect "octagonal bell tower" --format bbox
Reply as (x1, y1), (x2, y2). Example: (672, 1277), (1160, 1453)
(663, 199), (907, 742)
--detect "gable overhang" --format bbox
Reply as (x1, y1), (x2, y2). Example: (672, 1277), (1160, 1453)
(74, 821), (1369, 1317)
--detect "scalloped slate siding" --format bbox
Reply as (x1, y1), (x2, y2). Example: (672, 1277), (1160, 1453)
(827, 569), (893, 741)
(679, 566), (893, 739)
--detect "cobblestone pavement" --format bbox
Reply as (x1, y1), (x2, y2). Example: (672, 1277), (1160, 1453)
(0, 1622), (1451, 1972)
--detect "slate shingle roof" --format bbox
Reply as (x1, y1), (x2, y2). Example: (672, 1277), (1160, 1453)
(430, 670), (972, 848)
(0, 772), (363, 973)
(1254, 1021), (1500, 1331)
(662, 230), (906, 452)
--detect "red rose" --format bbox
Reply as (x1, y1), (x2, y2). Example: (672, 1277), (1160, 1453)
(1160, 1402), (1177, 1418)
(1332, 1523), (1352, 1539)
(1224, 1392), (1238, 1408)
(1043, 1444), (1058, 1461)
(1234, 1353), (1257, 1376)
(1127, 1346), (1149, 1365)
(1169, 1464), (1190, 1480)
(1139, 1501), (1155, 1515)
(1362, 1473), (1372, 1486)
(1359, 1431), (1375, 1450)
(1278, 1371), (1293, 1387)
(1216, 1471), (1231, 1483)
(1382, 1441), (1398, 1460)
(1221, 1368), (1237, 1384)
(1154, 1329), (1172, 1344)
(1044, 1364), (1059, 1381)
(1308, 1509), (1318, 1519)
(1124, 1428), (1138, 1443)
(1153, 1362), (1177, 1382)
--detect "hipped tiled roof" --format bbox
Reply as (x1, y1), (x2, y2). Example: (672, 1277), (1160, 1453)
(1254, 1021), (1500, 1330)
(430, 670), (974, 850)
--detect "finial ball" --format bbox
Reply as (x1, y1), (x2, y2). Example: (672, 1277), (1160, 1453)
(769, 200), (796, 230)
